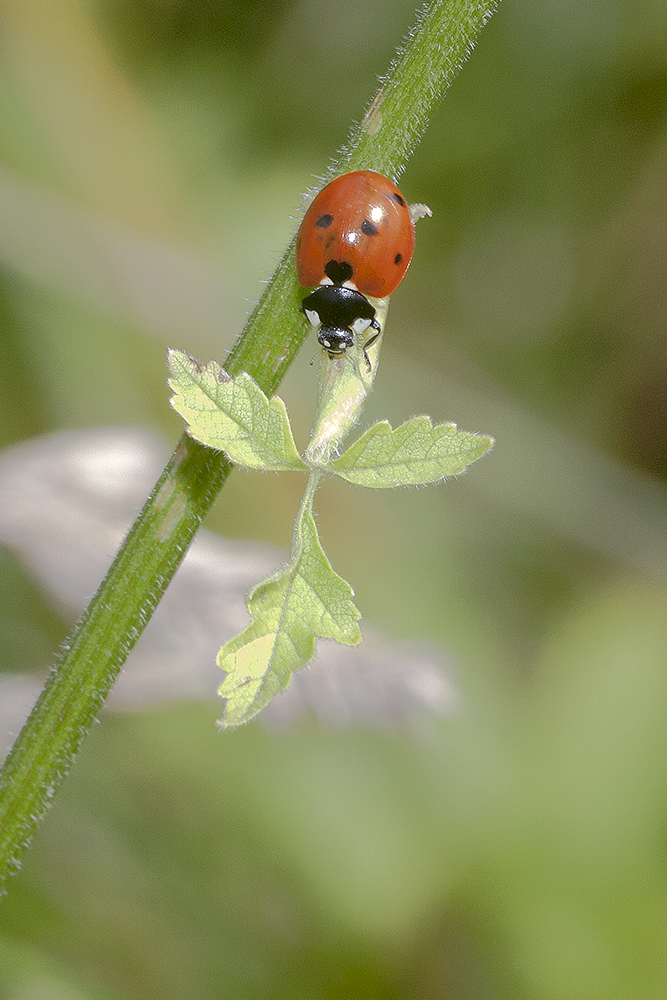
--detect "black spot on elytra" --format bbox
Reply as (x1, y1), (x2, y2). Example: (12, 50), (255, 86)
(361, 219), (379, 236)
(315, 213), (334, 229)
(392, 192), (406, 206)
(324, 260), (354, 285)
(394, 253), (403, 265)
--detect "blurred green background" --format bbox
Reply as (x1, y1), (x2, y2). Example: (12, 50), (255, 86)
(2, 0), (667, 996)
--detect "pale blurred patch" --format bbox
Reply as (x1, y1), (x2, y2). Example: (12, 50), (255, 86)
(0, 428), (460, 752)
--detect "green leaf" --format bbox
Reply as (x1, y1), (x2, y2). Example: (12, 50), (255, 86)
(305, 302), (388, 468)
(217, 485), (362, 728)
(330, 416), (494, 487)
(167, 349), (306, 471)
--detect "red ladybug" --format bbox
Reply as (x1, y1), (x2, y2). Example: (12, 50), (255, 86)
(296, 170), (417, 362)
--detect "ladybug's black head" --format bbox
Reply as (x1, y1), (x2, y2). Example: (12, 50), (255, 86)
(301, 283), (378, 361)
(316, 327), (354, 357)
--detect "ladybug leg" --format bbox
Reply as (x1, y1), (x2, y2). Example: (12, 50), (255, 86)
(362, 320), (382, 370)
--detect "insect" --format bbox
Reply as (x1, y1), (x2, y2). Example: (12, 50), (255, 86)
(296, 170), (417, 365)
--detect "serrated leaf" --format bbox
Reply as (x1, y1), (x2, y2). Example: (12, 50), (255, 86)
(217, 501), (361, 728)
(167, 349), (306, 471)
(330, 416), (494, 487)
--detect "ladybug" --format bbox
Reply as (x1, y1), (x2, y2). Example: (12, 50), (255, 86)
(296, 170), (417, 364)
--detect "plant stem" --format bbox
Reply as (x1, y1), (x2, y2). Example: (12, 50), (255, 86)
(0, 0), (499, 892)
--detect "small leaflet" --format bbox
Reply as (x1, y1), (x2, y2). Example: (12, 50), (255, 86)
(167, 349), (306, 472)
(329, 416), (494, 487)
(217, 500), (362, 728)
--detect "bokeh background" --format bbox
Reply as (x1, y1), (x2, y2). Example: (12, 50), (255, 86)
(2, 0), (667, 996)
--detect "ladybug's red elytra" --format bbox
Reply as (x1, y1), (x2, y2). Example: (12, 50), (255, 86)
(295, 170), (419, 364)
